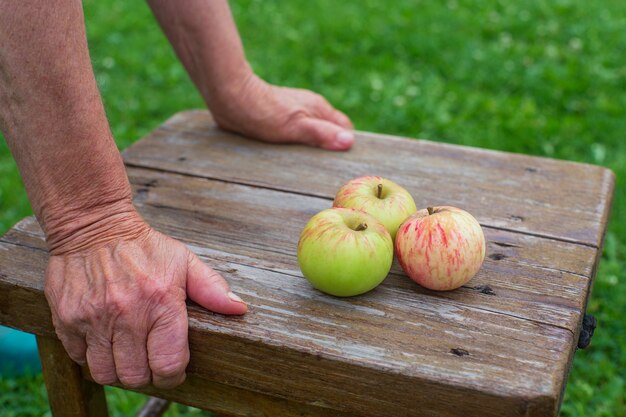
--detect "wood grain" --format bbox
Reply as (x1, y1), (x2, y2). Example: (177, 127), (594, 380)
(2, 172), (594, 331)
(0, 215), (577, 417)
(3, 240), (565, 417)
(122, 110), (615, 248)
(135, 397), (170, 417)
(93, 374), (360, 417)
(0, 111), (615, 417)
(37, 336), (108, 417)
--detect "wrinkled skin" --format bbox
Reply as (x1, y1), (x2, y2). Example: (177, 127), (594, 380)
(44, 75), (355, 389)
(3, 0), (355, 392)
(45, 222), (247, 389)
(212, 74), (354, 151)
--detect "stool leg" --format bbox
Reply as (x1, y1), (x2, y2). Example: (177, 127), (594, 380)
(37, 336), (108, 417)
(135, 397), (171, 417)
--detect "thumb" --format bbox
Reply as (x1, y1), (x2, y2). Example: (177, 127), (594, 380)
(294, 118), (355, 151)
(186, 252), (247, 315)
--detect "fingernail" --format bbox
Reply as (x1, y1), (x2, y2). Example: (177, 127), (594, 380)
(335, 131), (354, 147)
(228, 291), (245, 304)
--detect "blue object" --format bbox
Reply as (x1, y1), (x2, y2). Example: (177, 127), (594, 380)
(0, 325), (41, 376)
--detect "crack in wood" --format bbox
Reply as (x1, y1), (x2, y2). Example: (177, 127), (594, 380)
(492, 241), (521, 248)
(482, 224), (598, 249)
(0, 239), (47, 253)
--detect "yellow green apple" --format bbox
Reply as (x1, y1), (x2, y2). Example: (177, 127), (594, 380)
(333, 176), (417, 240)
(297, 208), (393, 297)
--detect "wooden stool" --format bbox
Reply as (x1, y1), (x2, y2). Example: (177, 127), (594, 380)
(0, 111), (614, 417)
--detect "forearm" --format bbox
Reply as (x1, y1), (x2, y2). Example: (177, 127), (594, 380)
(0, 0), (143, 254)
(147, 0), (252, 108)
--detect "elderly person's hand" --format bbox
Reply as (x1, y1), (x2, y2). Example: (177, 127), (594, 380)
(210, 73), (354, 151)
(44, 211), (246, 388)
(148, 0), (355, 152)
(2, 0), (348, 391)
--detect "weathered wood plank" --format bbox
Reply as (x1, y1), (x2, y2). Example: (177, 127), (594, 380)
(1, 184), (598, 280)
(1, 111), (613, 417)
(0, 171), (594, 415)
(135, 397), (170, 417)
(1, 172), (592, 331)
(0, 163), (601, 416)
(127, 168), (592, 315)
(3, 193), (597, 279)
(0, 224), (573, 417)
(0, 236), (573, 386)
(37, 336), (109, 417)
(122, 110), (615, 248)
(90, 374), (359, 417)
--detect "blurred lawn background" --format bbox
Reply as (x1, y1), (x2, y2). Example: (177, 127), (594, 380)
(1, 0), (624, 416)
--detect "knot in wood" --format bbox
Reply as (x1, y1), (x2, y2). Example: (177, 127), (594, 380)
(474, 285), (496, 295)
(450, 348), (470, 357)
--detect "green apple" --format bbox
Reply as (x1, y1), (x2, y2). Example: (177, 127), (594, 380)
(333, 176), (417, 240)
(297, 208), (393, 297)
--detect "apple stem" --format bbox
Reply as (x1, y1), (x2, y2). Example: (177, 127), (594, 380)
(377, 183), (383, 199)
(427, 207), (435, 215)
(355, 223), (368, 231)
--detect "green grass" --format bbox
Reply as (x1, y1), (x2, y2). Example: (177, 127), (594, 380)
(1, 0), (625, 415)
(0, 372), (214, 417)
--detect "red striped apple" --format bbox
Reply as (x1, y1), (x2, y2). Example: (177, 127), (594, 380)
(395, 206), (485, 291)
(333, 176), (417, 240)
(297, 208), (393, 297)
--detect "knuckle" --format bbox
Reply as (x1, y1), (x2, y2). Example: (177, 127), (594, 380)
(61, 348), (86, 366)
(204, 270), (225, 288)
(118, 370), (151, 388)
(334, 109), (348, 122)
(68, 353), (87, 366)
(287, 109), (309, 126)
(146, 282), (170, 303)
(57, 335), (86, 363)
(314, 94), (329, 107)
(55, 305), (83, 328)
(54, 304), (71, 324)
(310, 94), (331, 112)
(105, 294), (131, 317)
(154, 372), (186, 389)
(90, 368), (118, 385)
(151, 351), (189, 378)
(187, 250), (200, 266)
(146, 282), (185, 308)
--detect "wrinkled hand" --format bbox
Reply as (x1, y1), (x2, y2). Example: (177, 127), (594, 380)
(44, 217), (247, 389)
(210, 73), (355, 151)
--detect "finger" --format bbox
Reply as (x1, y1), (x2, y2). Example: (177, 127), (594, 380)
(85, 333), (118, 385)
(147, 308), (189, 389)
(56, 330), (88, 366)
(329, 109), (354, 130)
(294, 118), (355, 151)
(112, 324), (150, 388)
(311, 95), (353, 129)
(46, 260), (88, 365)
(186, 252), (247, 315)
